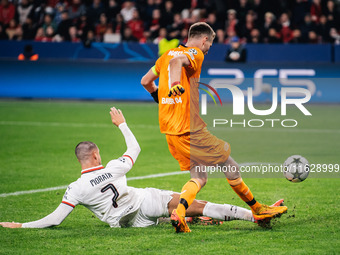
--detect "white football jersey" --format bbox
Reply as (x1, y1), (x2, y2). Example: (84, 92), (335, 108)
(62, 157), (146, 228)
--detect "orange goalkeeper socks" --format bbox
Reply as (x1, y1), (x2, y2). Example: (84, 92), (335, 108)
(176, 178), (201, 217)
(227, 177), (261, 213)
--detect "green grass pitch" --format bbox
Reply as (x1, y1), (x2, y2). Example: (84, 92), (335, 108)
(0, 100), (339, 254)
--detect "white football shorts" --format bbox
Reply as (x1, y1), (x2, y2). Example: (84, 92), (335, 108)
(131, 188), (174, 227)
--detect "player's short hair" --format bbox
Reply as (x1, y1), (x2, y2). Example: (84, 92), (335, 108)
(188, 22), (216, 42)
(75, 141), (98, 162)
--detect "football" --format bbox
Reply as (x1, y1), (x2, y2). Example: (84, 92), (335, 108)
(283, 155), (310, 183)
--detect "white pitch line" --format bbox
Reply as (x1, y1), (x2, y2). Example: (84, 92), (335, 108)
(0, 121), (339, 134)
(0, 121), (157, 129)
(0, 162), (277, 198)
(127, 171), (187, 181)
(212, 127), (340, 134)
(0, 185), (69, 198)
(0, 171), (188, 198)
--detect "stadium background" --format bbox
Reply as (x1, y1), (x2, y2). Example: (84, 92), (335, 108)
(0, 0), (340, 254)
(1, 0), (340, 102)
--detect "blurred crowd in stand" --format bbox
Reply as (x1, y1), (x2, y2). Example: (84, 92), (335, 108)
(1, 0), (339, 45)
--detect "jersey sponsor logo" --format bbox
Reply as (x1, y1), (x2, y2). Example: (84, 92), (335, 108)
(161, 97), (183, 104)
(90, 172), (113, 187)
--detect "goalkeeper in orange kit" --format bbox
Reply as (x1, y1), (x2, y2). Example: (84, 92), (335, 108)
(141, 22), (287, 233)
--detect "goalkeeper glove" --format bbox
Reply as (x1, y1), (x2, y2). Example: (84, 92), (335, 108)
(168, 82), (185, 97)
(150, 89), (159, 103)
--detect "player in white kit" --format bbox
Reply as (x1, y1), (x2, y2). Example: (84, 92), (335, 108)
(0, 107), (282, 229)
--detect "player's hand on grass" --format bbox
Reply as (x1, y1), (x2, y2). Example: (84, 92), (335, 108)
(110, 107), (126, 127)
(0, 222), (22, 228)
(168, 83), (185, 97)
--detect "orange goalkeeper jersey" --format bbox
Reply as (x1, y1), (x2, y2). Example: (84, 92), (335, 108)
(154, 44), (207, 135)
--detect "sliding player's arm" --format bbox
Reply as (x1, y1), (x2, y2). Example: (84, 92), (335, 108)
(110, 107), (140, 171)
(0, 203), (74, 229)
(168, 54), (191, 97)
(0, 180), (83, 229)
(141, 67), (159, 103)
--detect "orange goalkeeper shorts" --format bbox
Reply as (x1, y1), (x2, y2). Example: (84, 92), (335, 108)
(166, 127), (231, 171)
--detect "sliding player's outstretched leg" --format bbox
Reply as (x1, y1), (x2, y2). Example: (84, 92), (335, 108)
(171, 167), (207, 233)
(169, 194), (286, 228)
(223, 156), (288, 220)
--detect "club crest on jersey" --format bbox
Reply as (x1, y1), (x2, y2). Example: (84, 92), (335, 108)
(189, 48), (197, 55)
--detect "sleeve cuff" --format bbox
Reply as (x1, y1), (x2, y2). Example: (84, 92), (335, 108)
(118, 122), (128, 130)
(151, 65), (159, 76)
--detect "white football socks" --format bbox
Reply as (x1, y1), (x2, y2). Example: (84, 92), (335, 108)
(202, 202), (254, 222)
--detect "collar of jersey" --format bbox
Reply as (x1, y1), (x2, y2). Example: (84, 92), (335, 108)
(179, 44), (202, 55)
(81, 165), (104, 175)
